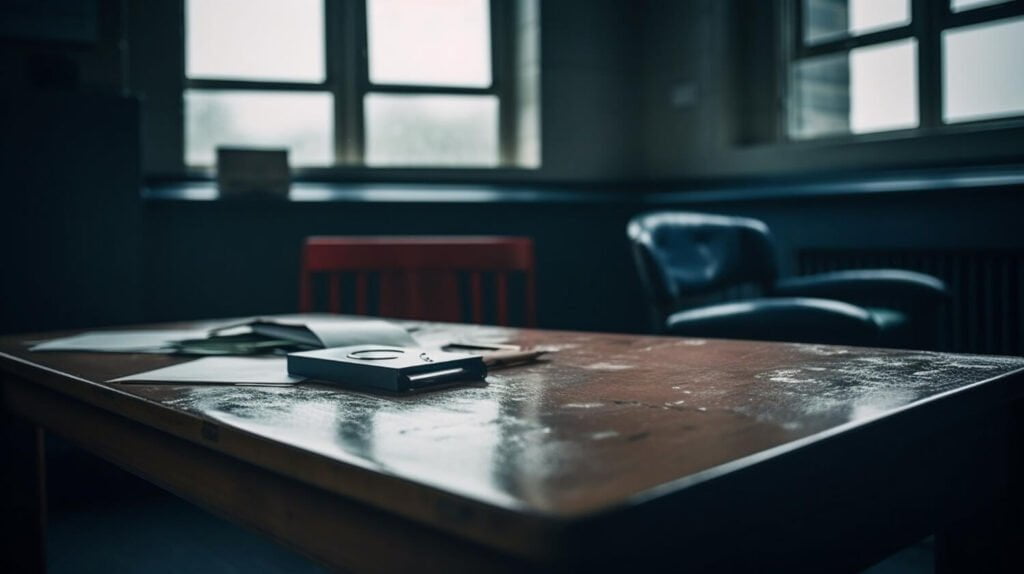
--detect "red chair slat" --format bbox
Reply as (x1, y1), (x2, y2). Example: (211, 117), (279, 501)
(524, 270), (537, 327)
(328, 273), (341, 314)
(496, 271), (509, 326)
(299, 236), (536, 325)
(470, 271), (484, 323)
(354, 272), (369, 315)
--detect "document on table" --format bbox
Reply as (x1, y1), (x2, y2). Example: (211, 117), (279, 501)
(30, 330), (210, 353)
(30, 317), (416, 355)
(211, 316), (416, 348)
(109, 357), (304, 385)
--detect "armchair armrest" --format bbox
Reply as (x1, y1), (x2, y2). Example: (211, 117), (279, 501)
(772, 269), (949, 310)
(666, 297), (881, 346)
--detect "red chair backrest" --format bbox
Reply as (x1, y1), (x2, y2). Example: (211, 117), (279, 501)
(299, 236), (536, 326)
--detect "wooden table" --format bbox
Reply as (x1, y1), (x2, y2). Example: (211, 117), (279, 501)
(3, 317), (1024, 572)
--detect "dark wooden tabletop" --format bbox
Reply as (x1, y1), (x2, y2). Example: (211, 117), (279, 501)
(3, 316), (1024, 570)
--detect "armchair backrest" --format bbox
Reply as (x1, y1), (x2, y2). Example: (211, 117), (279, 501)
(628, 212), (779, 327)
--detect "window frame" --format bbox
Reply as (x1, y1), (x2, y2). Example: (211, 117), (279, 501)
(170, 0), (522, 175)
(781, 0), (1024, 143)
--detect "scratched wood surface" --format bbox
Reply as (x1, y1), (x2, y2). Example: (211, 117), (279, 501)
(3, 316), (1024, 566)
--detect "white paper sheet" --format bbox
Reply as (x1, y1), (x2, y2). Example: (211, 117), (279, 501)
(303, 318), (417, 347)
(30, 330), (210, 353)
(209, 316), (417, 348)
(109, 357), (304, 385)
(30, 317), (416, 355)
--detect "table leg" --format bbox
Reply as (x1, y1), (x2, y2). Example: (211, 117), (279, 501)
(936, 400), (1024, 574)
(1, 407), (47, 573)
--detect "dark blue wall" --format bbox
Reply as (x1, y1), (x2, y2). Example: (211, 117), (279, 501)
(141, 195), (647, 332)
(3, 95), (1022, 346)
(139, 180), (1024, 339)
(1, 94), (142, 334)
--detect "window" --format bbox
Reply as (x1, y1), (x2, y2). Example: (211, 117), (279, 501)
(176, 0), (538, 171)
(363, 0), (499, 166)
(786, 0), (1024, 140)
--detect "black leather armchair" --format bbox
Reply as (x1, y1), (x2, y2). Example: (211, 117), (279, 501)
(628, 212), (949, 348)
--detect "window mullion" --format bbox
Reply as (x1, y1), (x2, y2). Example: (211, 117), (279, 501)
(780, 0), (798, 141)
(362, 85), (498, 96)
(915, 0), (942, 129)
(798, 26), (914, 58)
(329, 0), (363, 165)
(492, 0), (515, 167)
(792, 0), (804, 56)
(186, 78), (327, 91)
(175, 0), (187, 174)
(352, 0), (369, 165)
(325, 0), (342, 165)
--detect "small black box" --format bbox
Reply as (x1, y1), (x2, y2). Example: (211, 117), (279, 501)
(287, 345), (487, 392)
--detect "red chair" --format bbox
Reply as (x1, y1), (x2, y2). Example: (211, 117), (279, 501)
(299, 236), (536, 326)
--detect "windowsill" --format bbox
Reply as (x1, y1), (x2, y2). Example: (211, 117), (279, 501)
(142, 164), (1024, 205)
(766, 115), (1024, 151)
(142, 181), (636, 204)
(645, 164), (1024, 204)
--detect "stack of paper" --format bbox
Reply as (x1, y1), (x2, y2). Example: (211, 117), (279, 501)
(31, 316), (420, 386)
(109, 357), (302, 386)
(30, 330), (210, 353)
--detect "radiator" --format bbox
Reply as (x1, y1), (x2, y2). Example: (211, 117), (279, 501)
(797, 250), (1024, 356)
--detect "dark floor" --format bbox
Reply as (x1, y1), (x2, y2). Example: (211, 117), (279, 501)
(864, 538), (934, 574)
(45, 438), (933, 573)
(48, 491), (328, 574)
(45, 437), (327, 574)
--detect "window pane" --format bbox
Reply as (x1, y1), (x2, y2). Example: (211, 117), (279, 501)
(186, 0), (324, 82)
(943, 16), (1024, 123)
(185, 90), (333, 166)
(850, 39), (918, 133)
(951, 0), (1012, 12)
(367, 0), (491, 87)
(789, 52), (851, 139)
(804, 0), (910, 45)
(364, 94), (498, 166)
(789, 39), (917, 139)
